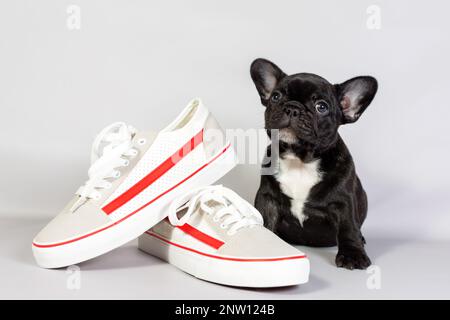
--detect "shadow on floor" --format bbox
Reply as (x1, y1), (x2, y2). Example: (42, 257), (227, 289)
(79, 244), (164, 271)
(228, 274), (329, 296)
(296, 234), (415, 269)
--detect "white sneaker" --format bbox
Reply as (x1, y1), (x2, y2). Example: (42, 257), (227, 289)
(33, 99), (236, 268)
(138, 185), (310, 288)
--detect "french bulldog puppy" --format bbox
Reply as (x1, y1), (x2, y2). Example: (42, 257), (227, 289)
(251, 58), (377, 270)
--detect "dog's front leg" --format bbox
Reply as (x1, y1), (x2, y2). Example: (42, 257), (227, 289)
(335, 216), (371, 270)
(255, 188), (281, 232)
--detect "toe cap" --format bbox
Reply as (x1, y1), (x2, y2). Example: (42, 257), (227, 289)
(217, 225), (306, 259)
(33, 197), (111, 246)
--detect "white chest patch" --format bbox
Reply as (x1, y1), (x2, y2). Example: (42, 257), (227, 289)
(275, 153), (322, 225)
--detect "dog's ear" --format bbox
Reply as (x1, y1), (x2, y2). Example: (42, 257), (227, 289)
(335, 76), (378, 124)
(250, 58), (286, 106)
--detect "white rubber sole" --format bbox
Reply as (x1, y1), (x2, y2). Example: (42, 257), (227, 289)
(138, 232), (310, 288)
(33, 145), (237, 269)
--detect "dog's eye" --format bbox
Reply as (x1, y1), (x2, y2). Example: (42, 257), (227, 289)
(315, 101), (329, 115)
(271, 92), (282, 102)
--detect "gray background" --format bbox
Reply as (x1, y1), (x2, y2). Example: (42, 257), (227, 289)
(1, 0), (449, 299)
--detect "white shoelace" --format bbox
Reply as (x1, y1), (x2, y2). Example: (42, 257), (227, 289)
(168, 185), (264, 235)
(70, 122), (138, 212)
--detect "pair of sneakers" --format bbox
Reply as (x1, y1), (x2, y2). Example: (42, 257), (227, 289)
(32, 99), (309, 288)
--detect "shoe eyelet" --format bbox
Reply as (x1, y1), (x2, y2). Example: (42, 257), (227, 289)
(130, 149), (138, 157)
(114, 171), (121, 178)
(123, 159), (130, 166)
(220, 223), (227, 229)
(213, 217), (220, 222)
(138, 138), (146, 145)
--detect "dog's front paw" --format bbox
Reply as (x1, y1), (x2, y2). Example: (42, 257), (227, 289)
(335, 249), (371, 270)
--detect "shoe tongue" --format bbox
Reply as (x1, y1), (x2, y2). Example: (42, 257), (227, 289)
(92, 126), (133, 163)
(203, 199), (229, 211)
(133, 130), (157, 143)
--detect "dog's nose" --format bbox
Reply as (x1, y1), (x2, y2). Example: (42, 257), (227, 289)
(283, 105), (299, 118)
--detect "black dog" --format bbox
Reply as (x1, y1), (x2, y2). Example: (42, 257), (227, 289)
(251, 58), (377, 270)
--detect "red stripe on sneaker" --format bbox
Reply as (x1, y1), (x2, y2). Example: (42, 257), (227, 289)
(177, 223), (224, 249)
(32, 144), (232, 249)
(145, 231), (307, 262)
(102, 130), (204, 215)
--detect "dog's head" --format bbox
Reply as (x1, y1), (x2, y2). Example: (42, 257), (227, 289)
(250, 58), (377, 150)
